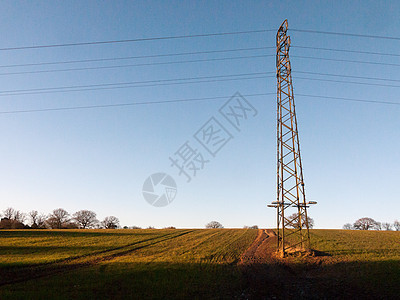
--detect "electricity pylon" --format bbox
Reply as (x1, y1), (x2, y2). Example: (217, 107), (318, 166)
(268, 20), (316, 257)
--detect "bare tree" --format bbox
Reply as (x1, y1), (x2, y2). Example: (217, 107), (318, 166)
(0, 208), (25, 228)
(36, 214), (47, 229)
(14, 210), (26, 223)
(353, 217), (378, 230)
(394, 220), (400, 231)
(29, 210), (39, 227)
(343, 223), (353, 230)
(73, 210), (98, 229)
(1, 207), (25, 226)
(3, 207), (15, 219)
(47, 208), (70, 229)
(28, 210), (47, 229)
(382, 222), (393, 231)
(101, 216), (119, 229)
(45, 217), (58, 229)
(244, 225), (259, 229)
(374, 222), (382, 231)
(205, 221), (224, 229)
(287, 213), (314, 229)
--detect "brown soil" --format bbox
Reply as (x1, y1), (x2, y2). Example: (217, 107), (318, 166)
(238, 229), (292, 299)
(239, 229), (278, 265)
(237, 229), (379, 299)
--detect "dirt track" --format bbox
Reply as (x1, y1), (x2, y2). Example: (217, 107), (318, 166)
(239, 229), (278, 265)
(237, 229), (385, 299)
(238, 229), (291, 299)
(238, 229), (334, 299)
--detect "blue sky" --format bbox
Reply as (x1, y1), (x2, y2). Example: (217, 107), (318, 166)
(0, 1), (399, 228)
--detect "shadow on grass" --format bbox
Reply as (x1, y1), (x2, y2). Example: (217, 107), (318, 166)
(311, 249), (332, 256)
(0, 230), (195, 286)
(241, 257), (400, 299)
(325, 248), (400, 256)
(0, 259), (399, 299)
(0, 262), (242, 299)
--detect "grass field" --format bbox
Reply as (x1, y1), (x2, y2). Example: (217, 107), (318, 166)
(0, 229), (257, 299)
(0, 229), (399, 299)
(307, 230), (400, 298)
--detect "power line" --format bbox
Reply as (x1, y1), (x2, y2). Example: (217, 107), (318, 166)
(291, 28), (400, 41)
(295, 71), (400, 83)
(0, 27), (398, 53)
(1, 92), (399, 115)
(292, 55), (400, 68)
(296, 93), (400, 106)
(10, 44), (395, 72)
(0, 72), (274, 96)
(3, 75), (270, 96)
(0, 54), (273, 76)
(0, 72), (269, 93)
(0, 93), (273, 114)
(0, 46), (273, 68)
(293, 45), (400, 58)
(2, 53), (396, 77)
(2, 69), (399, 97)
(2, 70), (399, 97)
(0, 29), (274, 51)
(294, 76), (400, 89)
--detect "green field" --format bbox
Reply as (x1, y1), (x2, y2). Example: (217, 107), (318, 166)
(292, 230), (400, 299)
(0, 229), (399, 299)
(0, 229), (257, 299)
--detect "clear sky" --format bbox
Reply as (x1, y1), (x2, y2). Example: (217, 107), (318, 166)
(0, 1), (399, 229)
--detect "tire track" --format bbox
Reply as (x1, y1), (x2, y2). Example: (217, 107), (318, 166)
(0, 230), (194, 287)
(238, 229), (277, 265)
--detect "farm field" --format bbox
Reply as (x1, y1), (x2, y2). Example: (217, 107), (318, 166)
(0, 229), (399, 299)
(280, 230), (400, 299)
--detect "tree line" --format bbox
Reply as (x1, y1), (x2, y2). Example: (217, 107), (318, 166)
(343, 217), (400, 231)
(0, 207), (120, 229)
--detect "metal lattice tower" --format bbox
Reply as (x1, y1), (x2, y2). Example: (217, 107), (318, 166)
(268, 20), (316, 257)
